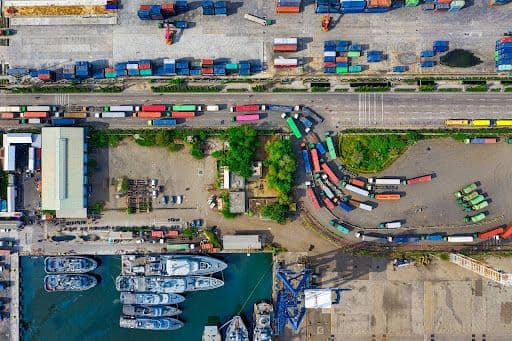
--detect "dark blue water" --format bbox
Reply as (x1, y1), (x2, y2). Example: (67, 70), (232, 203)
(20, 253), (272, 341)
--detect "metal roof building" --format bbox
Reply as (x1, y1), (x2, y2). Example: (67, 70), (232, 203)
(41, 127), (87, 218)
(222, 235), (262, 250)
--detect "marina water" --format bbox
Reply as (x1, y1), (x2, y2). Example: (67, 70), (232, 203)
(20, 253), (272, 341)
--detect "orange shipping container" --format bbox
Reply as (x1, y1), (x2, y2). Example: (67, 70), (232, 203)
(166, 230), (179, 237)
(200, 243), (213, 250)
(374, 193), (401, 200)
(276, 6), (300, 13)
(171, 111), (195, 118)
(136, 111), (162, 118)
(350, 178), (365, 187)
(336, 56), (348, 63)
(367, 0), (392, 6)
(0, 112), (15, 119)
(273, 45), (298, 52)
(501, 224), (512, 239)
(22, 111), (48, 118)
(478, 227), (504, 240)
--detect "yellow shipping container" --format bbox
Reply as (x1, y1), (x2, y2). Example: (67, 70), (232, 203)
(444, 119), (471, 126)
(496, 120), (512, 127)
(471, 119), (492, 127)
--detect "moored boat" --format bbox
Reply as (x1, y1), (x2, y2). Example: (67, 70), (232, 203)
(119, 292), (185, 305)
(44, 256), (97, 274)
(225, 316), (249, 341)
(155, 255), (227, 276)
(122, 305), (181, 317)
(253, 302), (273, 341)
(44, 274), (97, 292)
(119, 316), (184, 331)
(116, 275), (224, 293)
(202, 325), (222, 341)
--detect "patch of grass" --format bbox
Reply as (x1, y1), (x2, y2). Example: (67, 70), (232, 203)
(339, 133), (423, 173)
(252, 84), (268, 92)
(465, 84), (488, 92)
(88, 202), (105, 215)
(490, 88), (502, 92)
(203, 228), (222, 248)
(394, 88), (416, 92)
(152, 85), (223, 93)
(505, 87), (512, 92)
(354, 86), (391, 92)
(438, 88), (462, 92)
(272, 88), (308, 93)
(419, 85), (436, 92)
(334, 88), (349, 92)
(226, 88), (248, 92)
(311, 86), (330, 92)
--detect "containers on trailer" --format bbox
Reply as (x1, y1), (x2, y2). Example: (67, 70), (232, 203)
(321, 163), (340, 184)
(230, 104), (260, 112)
(64, 112), (87, 119)
(468, 200), (488, 211)
(471, 119), (492, 127)
(465, 212), (487, 223)
(142, 105), (167, 112)
(316, 142), (326, 155)
(343, 183), (370, 197)
(501, 224), (512, 239)
(372, 193), (401, 200)
(323, 197), (335, 210)
(496, 120), (512, 126)
(306, 186), (321, 210)
(406, 175), (432, 185)
(136, 111), (162, 118)
(231, 114), (260, 122)
(447, 235), (474, 243)
(422, 234), (445, 241)
(349, 199), (373, 211)
(368, 178), (402, 185)
(464, 138), (497, 144)
(172, 105), (197, 111)
(325, 136), (337, 159)
(379, 221), (402, 229)
(268, 104), (293, 112)
(52, 118), (76, 125)
(100, 112), (127, 118)
(21, 112), (48, 118)
(444, 119), (471, 126)
(330, 220), (350, 234)
(149, 119), (177, 126)
(171, 111), (196, 118)
(107, 105), (135, 112)
(478, 227), (504, 240)
(310, 149), (320, 172)
(302, 150), (312, 174)
(26, 106), (52, 112)
(350, 178), (366, 188)
(320, 184), (335, 200)
(0, 106), (21, 112)
(28, 119), (42, 124)
(455, 183), (478, 198)
(339, 202), (354, 212)
(206, 105), (220, 111)
(0, 113), (15, 119)
(286, 117), (302, 139)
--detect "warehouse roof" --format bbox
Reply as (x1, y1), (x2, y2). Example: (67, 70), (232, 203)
(41, 127), (87, 218)
(222, 235), (261, 250)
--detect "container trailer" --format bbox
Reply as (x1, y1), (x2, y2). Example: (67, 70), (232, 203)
(321, 163), (340, 184)
(464, 138), (498, 144)
(244, 13), (272, 26)
(444, 119), (471, 126)
(306, 186), (321, 210)
(206, 105), (220, 111)
(495, 119), (512, 126)
(302, 150), (312, 174)
(171, 111), (195, 118)
(478, 227), (504, 240)
(348, 199), (373, 211)
(230, 114), (261, 122)
(21, 112), (48, 118)
(64, 112), (87, 119)
(172, 105), (199, 112)
(405, 174), (432, 185)
(310, 149), (320, 172)
(458, 191), (479, 203)
(329, 220), (350, 234)
(371, 193), (401, 200)
(349, 178), (366, 188)
(471, 119), (493, 127)
(97, 112), (127, 118)
(52, 118), (76, 125)
(136, 111), (162, 118)
(230, 104), (261, 112)
(465, 200), (488, 212)
(320, 184), (335, 200)
(0, 113), (16, 119)
(148, 119), (177, 126)
(342, 183), (370, 197)
(286, 117), (302, 139)
(293, 114), (313, 132)
(0, 106), (21, 112)
(461, 195), (485, 207)
(267, 105), (293, 112)
(464, 212), (487, 223)
(25, 105), (56, 112)
(421, 234), (445, 241)
(323, 197), (335, 210)
(501, 224), (512, 239)
(355, 232), (389, 242)
(447, 235), (474, 243)
(27, 119), (42, 124)
(142, 104), (167, 112)
(368, 178), (402, 185)
(315, 142), (326, 155)
(104, 105), (137, 112)
(454, 183), (478, 198)
(388, 235), (420, 243)
(379, 221), (402, 229)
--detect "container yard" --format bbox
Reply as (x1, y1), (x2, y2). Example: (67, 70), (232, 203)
(1, 0), (511, 75)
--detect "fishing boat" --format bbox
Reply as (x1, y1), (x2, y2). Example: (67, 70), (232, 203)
(202, 325), (222, 341)
(122, 305), (181, 317)
(44, 256), (97, 274)
(116, 275), (224, 293)
(44, 274), (97, 292)
(119, 316), (184, 331)
(119, 292), (185, 305)
(225, 316), (249, 341)
(253, 302), (273, 341)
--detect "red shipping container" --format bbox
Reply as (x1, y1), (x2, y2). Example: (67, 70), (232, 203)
(501, 224), (512, 239)
(138, 64), (151, 70)
(161, 3), (175, 11)
(276, 6), (300, 13)
(324, 62), (336, 68)
(273, 45), (298, 52)
(235, 105), (259, 112)
(23, 111), (48, 118)
(105, 67), (115, 72)
(323, 197), (335, 210)
(137, 111), (162, 118)
(201, 59), (214, 65)
(166, 230), (178, 237)
(0, 112), (15, 119)
(151, 230), (164, 238)
(307, 187), (321, 210)
(142, 104), (166, 111)
(274, 64), (297, 68)
(139, 4), (150, 10)
(407, 175), (432, 185)
(501, 36), (512, 43)
(321, 163), (340, 184)
(200, 243), (213, 250)
(202, 68), (214, 74)
(36, 148), (41, 160)
(350, 178), (366, 187)
(479, 227), (504, 240)
(310, 148), (320, 172)
(336, 56), (348, 63)
(171, 111), (195, 118)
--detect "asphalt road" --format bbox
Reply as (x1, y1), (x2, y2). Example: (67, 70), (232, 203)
(2, 92), (512, 129)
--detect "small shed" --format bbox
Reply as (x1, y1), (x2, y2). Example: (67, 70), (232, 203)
(305, 289), (333, 309)
(222, 235), (262, 250)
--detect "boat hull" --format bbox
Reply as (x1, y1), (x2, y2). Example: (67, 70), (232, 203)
(44, 274), (97, 292)
(44, 256), (98, 274)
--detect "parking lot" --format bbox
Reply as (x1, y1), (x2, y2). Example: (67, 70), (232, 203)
(2, 1), (511, 74)
(328, 138), (512, 235)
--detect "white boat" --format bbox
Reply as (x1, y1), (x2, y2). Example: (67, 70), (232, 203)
(202, 325), (222, 341)
(116, 275), (224, 293)
(253, 302), (273, 341)
(225, 316), (249, 341)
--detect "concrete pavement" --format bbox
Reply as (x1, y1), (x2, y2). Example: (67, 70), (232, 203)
(2, 92), (512, 128)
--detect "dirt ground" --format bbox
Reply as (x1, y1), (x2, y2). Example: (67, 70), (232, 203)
(331, 138), (512, 235)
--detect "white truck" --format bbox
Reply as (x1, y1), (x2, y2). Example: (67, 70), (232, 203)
(379, 221), (402, 229)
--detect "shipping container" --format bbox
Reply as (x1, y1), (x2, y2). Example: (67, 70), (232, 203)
(368, 178), (402, 185)
(273, 45), (298, 52)
(379, 221), (402, 229)
(171, 111), (195, 118)
(166, 243), (190, 251)
(142, 104), (167, 112)
(136, 111), (162, 118)
(478, 227), (505, 240)
(274, 58), (298, 68)
(330, 219), (350, 234)
(447, 235), (474, 243)
(496, 119), (512, 126)
(373, 193), (401, 200)
(28, 146), (35, 171)
(310, 148), (320, 172)
(339, 202), (354, 212)
(231, 114), (260, 122)
(306, 187), (321, 210)
(206, 105), (220, 111)
(321, 163), (340, 184)
(500, 224), (512, 239)
(148, 119), (177, 126)
(463, 138), (498, 144)
(230, 104), (260, 112)
(323, 197), (335, 210)
(172, 105), (198, 111)
(100, 112), (127, 118)
(26, 105), (52, 112)
(406, 174), (432, 185)
(444, 119), (471, 126)
(0, 106), (21, 112)
(348, 199), (373, 211)
(64, 112), (87, 119)
(325, 136), (337, 159)
(21, 111), (48, 118)
(0, 112), (15, 119)
(422, 234), (445, 241)
(350, 178), (366, 188)
(52, 118), (76, 125)
(471, 119), (492, 127)
(302, 150), (311, 174)
(286, 117), (302, 139)
(244, 13), (272, 26)
(27, 118), (42, 124)
(344, 183), (370, 197)
(106, 105), (136, 112)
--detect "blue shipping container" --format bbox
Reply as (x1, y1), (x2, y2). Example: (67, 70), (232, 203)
(302, 150), (312, 174)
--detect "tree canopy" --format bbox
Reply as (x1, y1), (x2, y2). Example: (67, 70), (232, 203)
(264, 139), (297, 204)
(224, 127), (259, 178)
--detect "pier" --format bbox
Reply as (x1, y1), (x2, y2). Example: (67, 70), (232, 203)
(10, 253), (19, 341)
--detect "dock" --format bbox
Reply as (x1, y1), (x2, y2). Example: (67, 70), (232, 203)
(10, 253), (19, 341)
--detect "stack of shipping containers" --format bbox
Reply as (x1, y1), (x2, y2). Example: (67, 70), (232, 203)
(366, 0), (391, 12)
(176, 59), (190, 75)
(75, 61), (91, 79)
(37, 69), (54, 81)
(63, 64), (75, 80)
(324, 40), (362, 74)
(276, 0), (301, 13)
(214, 1), (227, 15)
(127, 62), (139, 76)
(340, 0), (366, 13)
(202, 0), (215, 15)
(202, 59), (214, 76)
(273, 38), (298, 52)
(496, 36), (512, 72)
(174, 0), (189, 12)
(315, 0), (340, 13)
(115, 62), (128, 77)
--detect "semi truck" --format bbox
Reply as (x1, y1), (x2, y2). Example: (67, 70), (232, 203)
(379, 221), (402, 229)
(136, 111), (162, 118)
(464, 138), (498, 144)
(306, 186), (321, 210)
(348, 199), (373, 211)
(206, 105), (220, 111)
(405, 174), (432, 185)
(321, 163), (339, 184)
(64, 112), (87, 119)
(465, 200), (488, 212)
(244, 13), (272, 26)
(447, 235), (474, 243)
(104, 105), (138, 112)
(293, 114), (313, 133)
(285, 116), (302, 139)
(148, 119), (177, 126)
(268, 104), (293, 112)
(97, 112), (127, 118)
(294, 105), (324, 123)
(325, 134), (337, 159)
(329, 219), (350, 234)
(310, 148), (320, 172)
(323, 197), (335, 210)
(368, 178), (402, 185)
(454, 182), (478, 198)
(342, 183), (370, 197)
(229, 104), (261, 112)
(302, 150), (312, 174)
(464, 212), (487, 223)
(478, 227), (504, 240)
(230, 114), (261, 122)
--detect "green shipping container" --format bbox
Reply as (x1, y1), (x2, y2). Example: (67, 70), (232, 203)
(349, 65), (362, 73)
(226, 63), (238, 70)
(167, 244), (190, 251)
(405, 0), (419, 6)
(105, 72), (117, 78)
(140, 69), (152, 76)
(336, 67), (348, 74)
(347, 51), (360, 58)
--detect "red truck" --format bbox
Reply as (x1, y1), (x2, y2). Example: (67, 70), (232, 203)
(321, 163), (339, 184)
(171, 111), (195, 118)
(310, 148), (320, 173)
(307, 187), (321, 210)
(406, 174), (432, 185)
(229, 104), (261, 112)
(501, 224), (512, 239)
(136, 111), (162, 118)
(350, 178), (366, 188)
(479, 227), (505, 240)
(142, 104), (167, 112)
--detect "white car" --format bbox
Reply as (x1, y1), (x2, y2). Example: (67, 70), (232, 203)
(177, 195), (183, 205)
(0, 228), (11, 233)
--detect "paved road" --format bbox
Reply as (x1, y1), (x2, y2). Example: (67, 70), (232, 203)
(2, 92), (512, 129)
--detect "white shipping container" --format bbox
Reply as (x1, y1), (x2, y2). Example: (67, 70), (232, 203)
(344, 184), (370, 197)
(27, 118), (41, 124)
(321, 185), (334, 200)
(126, 64), (139, 70)
(359, 203), (373, 211)
(324, 51), (336, 57)
(28, 147), (35, 171)
(109, 106), (135, 112)
(383, 221), (402, 229)
(274, 58), (298, 66)
(26, 106), (50, 112)
(274, 38), (298, 45)
(447, 235), (474, 243)
(0, 106), (21, 112)
(163, 58), (176, 64)
(101, 112), (127, 118)
(206, 105), (219, 112)
(369, 178), (402, 185)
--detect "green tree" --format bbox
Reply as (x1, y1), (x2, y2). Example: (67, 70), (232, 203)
(224, 127), (258, 178)
(262, 203), (289, 224)
(155, 130), (171, 146)
(264, 139), (297, 201)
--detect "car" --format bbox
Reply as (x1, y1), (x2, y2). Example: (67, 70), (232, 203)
(135, 239), (144, 244)
(150, 179), (158, 188)
(152, 190), (158, 199)
(169, 196), (176, 204)
(177, 195), (183, 205)
(0, 229), (11, 233)
(161, 195), (168, 205)
(190, 219), (203, 228)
